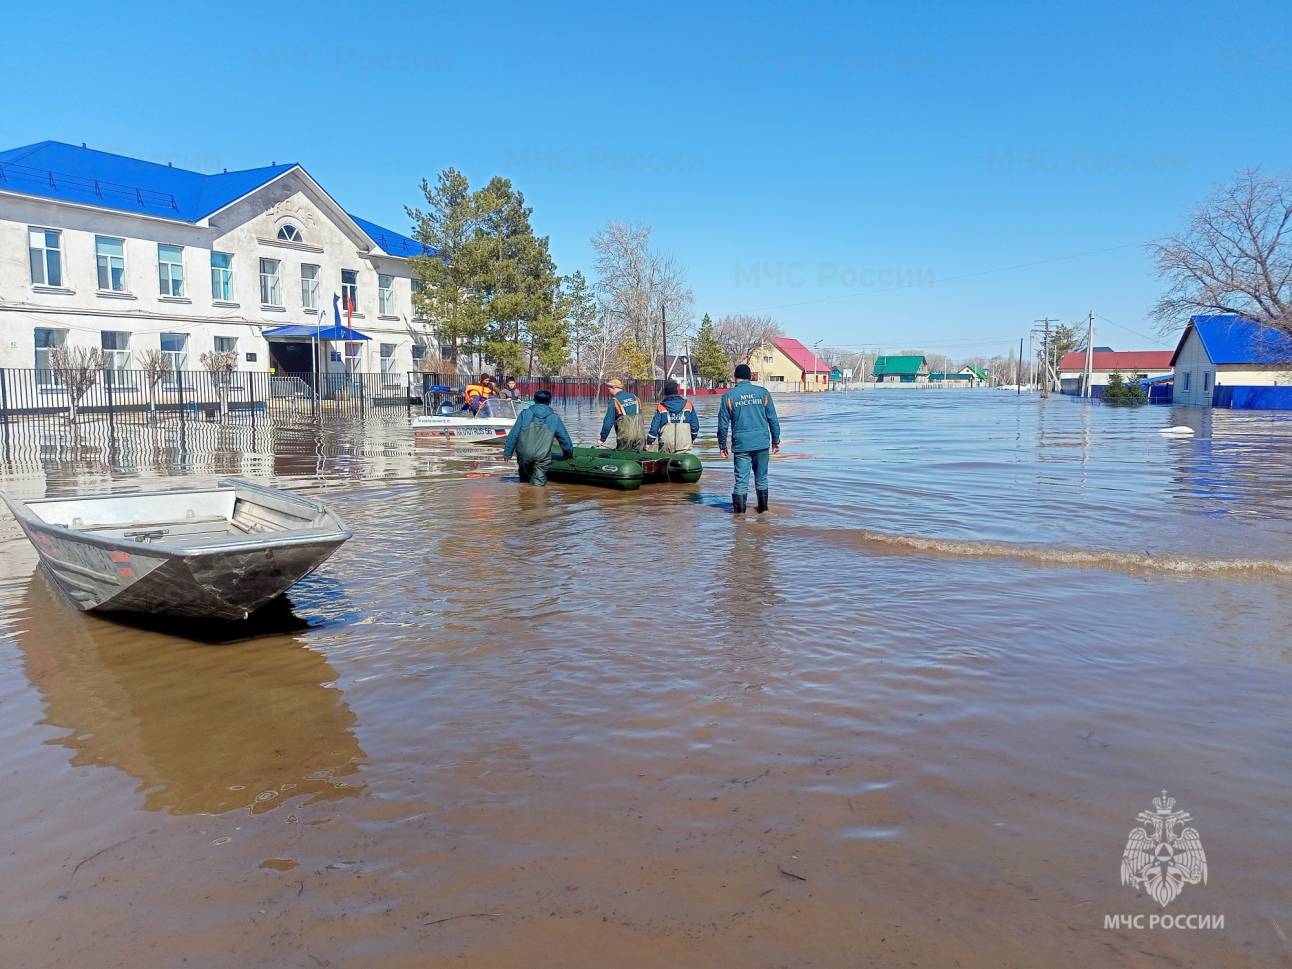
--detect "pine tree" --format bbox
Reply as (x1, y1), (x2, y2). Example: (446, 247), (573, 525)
(691, 313), (728, 385)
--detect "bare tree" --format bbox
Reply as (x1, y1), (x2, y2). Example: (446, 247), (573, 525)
(1151, 168), (1292, 337)
(200, 349), (238, 421)
(139, 348), (171, 419)
(591, 222), (693, 377)
(49, 346), (104, 424)
(714, 314), (781, 369)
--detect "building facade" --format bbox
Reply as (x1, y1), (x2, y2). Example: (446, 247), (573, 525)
(749, 337), (830, 392)
(1, 141), (439, 395)
(1171, 315), (1292, 408)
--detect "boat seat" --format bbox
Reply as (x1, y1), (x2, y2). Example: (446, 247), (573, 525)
(75, 515), (229, 534)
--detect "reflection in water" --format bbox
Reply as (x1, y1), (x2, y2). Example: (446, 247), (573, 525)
(2, 394), (1292, 969)
(15, 574), (365, 816)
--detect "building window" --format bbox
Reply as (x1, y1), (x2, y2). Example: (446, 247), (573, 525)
(161, 332), (189, 375)
(341, 269), (358, 310)
(214, 335), (238, 356)
(29, 228), (63, 287)
(300, 264), (320, 310)
(412, 341), (426, 365)
(378, 274), (395, 315)
(344, 341), (362, 373)
(100, 331), (132, 379)
(276, 224), (301, 243)
(211, 252), (234, 301)
(95, 236), (127, 292)
(1203, 371), (1212, 392)
(259, 257), (282, 306)
(1181, 372), (1191, 392)
(35, 328), (66, 385)
(380, 342), (397, 377)
(158, 244), (185, 297)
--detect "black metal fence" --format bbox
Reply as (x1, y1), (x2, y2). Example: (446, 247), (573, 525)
(0, 367), (700, 432)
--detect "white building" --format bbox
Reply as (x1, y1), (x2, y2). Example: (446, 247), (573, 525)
(1056, 348), (1173, 397)
(1170, 315), (1292, 408)
(1, 140), (441, 395)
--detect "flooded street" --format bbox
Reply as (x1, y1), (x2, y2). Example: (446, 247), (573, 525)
(1, 391), (1289, 969)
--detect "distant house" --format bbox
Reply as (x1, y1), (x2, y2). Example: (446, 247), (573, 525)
(872, 355), (928, 383)
(751, 337), (830, 392)
(1171, 315), (1292, 408)
(1057, 349), (1174, 397)
(655, 354), (690, 381)
(929, 365), (987, 387)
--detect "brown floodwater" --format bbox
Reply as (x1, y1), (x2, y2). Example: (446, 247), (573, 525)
(0, 392), (1289, 969)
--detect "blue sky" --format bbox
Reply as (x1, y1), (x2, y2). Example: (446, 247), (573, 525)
(6, 0), (1291, 357)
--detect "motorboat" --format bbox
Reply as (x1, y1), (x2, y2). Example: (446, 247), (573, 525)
(411, 395), (525, 443)
(2, 478), (351, 621)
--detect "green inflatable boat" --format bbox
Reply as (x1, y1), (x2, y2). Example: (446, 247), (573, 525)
(546, 445), (703, 491)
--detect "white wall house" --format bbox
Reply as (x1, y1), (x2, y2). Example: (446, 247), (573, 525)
(0, 141), (441, 395)
(1170, 315), (1292, 408)
(1056, 349), (1174, 396)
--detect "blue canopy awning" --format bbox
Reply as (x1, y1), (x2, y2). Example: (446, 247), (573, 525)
(262, 323), (370, 341)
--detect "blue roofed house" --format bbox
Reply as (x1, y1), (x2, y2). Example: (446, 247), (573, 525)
(0, 140), (442, 396)
(1170, 315), (1292, 408)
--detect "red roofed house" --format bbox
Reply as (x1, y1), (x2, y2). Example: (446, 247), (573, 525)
(752, 337), (831, 392)
(1058, 348), (1174, 397)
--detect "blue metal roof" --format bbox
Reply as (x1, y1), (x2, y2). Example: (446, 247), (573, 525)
(0, 140), (436, 258)
(347, 213), (433, 258)
(262, 323), (370, 341)
(1171, 314), (1292, 366)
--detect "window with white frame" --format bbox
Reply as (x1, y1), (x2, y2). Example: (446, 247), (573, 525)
(214, 335), (240, 386)
(380, 342), (397, 377)
(95, 236), (127, 292)
(259, 257), (282, 306)
(378, 274), (395, 315)
(160, 332), (188, 376)
(301, 264), (320, 310)
(1203, 371), (1212, 392)
(29, 228), (63, 287)
(158, 244), (185, 297)
(100, 331), (132, 377)
(211, 252), (234, 301)
(34, 328), (66, 385)
(412, 341), (426, 366)
(276, 224), (302, 243)
(341, 269), (358, 310)
(1181, 372), (1191, 392)
(344, 341), (362, 373)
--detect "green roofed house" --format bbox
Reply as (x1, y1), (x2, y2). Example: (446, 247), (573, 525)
(929, 364), (988, 386)
(872, 355), (928, 383)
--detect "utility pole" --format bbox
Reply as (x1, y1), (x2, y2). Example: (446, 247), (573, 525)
(660, 305), (667, 391)
(1033, 318), (1058, 398)
(1017, 337), (1023, 394)
(1082, 311), (1095, 398)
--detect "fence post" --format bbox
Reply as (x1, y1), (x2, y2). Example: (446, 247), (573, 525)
(177, 368), (185, 423)
(0, 369), (9, 462)
(359, 370), (365, 416)
(105, 368), (115, 427)
(248, 372), (256, 427)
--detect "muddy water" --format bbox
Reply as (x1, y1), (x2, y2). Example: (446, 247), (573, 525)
(0, 392), (1289, 969)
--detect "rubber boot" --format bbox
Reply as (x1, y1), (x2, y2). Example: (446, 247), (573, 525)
(756, 489), (769, 514)
(731, 493), (746, 514)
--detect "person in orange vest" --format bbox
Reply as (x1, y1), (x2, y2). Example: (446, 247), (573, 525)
(646, 379), (700, 451)
(462, 373), (494, 414)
